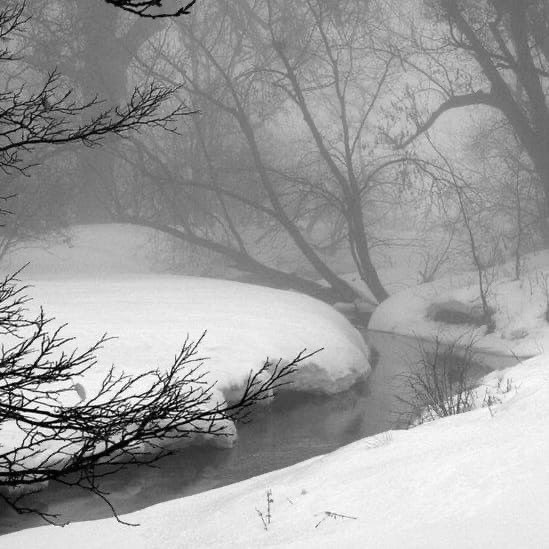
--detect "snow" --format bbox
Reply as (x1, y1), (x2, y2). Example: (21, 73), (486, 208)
(0, 224), (370, 459)
(370, 250), (549, 357)
(3, 225), (549, 547)
(22, 275), (370, 397)
(4, 355), (549, 548)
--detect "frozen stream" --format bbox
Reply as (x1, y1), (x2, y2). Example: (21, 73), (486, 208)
(0, 330), (519, 535)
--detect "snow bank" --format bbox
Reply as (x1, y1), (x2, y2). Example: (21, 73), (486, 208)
(370, 250), (549, 357)
(0, 274), (370, 461)
(0, 224), (369, 466)
(5, 354), (548, 548)
(1, 223), (370, 398)
(21, 276), (369, 397)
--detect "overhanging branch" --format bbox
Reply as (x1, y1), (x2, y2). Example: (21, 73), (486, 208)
(104, 0), (198, 18)
(399, 91), (496, 148)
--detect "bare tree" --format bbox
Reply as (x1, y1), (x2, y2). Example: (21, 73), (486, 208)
(420, 134), (502, 328)
(0, 2), (190, 176)
(103, 0), (428, 304)
(464, 115), (542, 279)
(395, 0), (549, 238)
(0, 1), (191, 250)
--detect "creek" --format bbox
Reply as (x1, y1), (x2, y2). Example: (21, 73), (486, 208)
(0, 330), (519, 535)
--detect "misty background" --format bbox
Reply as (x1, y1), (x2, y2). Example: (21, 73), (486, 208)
(3, 0), (544, 304)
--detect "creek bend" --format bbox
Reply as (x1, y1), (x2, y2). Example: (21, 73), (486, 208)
(0, 330), (520, 535)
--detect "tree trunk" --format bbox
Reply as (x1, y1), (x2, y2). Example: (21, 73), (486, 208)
(349, 203), (389, 302)
(74, 3), (162, 222)
(119, 215), (364, 304)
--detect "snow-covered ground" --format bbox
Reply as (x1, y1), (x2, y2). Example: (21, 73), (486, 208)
(5, 355), (549, 548)
(371, 250), (549, 357)
(21, 275), (370, 398)
(3, 225), (549, 547)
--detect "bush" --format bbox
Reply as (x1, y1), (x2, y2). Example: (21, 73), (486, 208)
(396, 335), (487, 426)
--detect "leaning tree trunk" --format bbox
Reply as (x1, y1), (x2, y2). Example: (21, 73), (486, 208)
(348, 200), (389, 302)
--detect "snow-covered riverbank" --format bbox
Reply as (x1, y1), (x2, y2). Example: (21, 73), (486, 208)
(5, 353), (548, 548)
(371, 250), (549, 357)
(3, 226), (549, 547)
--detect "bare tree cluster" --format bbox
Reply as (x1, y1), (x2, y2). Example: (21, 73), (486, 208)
(5, 0), (548, 309)
(99, 0), (431, 304)
(398, 0), (549, 239)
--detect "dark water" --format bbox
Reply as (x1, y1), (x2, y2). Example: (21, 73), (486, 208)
(0, 330), (519, 534)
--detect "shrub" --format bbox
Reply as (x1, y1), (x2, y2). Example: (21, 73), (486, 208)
(396, 335), (486, 426)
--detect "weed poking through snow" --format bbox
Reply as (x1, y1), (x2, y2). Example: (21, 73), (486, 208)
(315, 511), (358, 529)
(256, 489), (273, 531)
(483, 376), (518, 417)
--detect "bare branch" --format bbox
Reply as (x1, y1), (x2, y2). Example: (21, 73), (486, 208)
(399, 91), (496, 148)
(0, 274), (310, 523)
(104, 0), (198, 19)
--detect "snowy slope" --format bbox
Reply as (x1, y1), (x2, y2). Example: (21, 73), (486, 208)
(370, 250), (549, 357)
(4, 356), (548, 548)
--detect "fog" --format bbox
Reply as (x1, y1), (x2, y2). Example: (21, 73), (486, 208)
(1, 0), (548, 544)
(4, 0), (545, 300)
